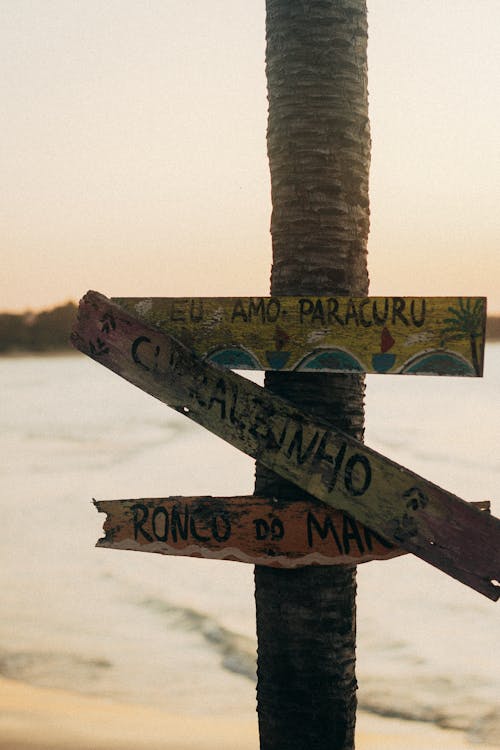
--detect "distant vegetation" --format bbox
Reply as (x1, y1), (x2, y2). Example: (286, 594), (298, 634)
(0, 302), (77, 354)
(0, 301), (499, 354)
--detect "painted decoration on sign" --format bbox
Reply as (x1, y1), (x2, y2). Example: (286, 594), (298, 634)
(95, 495), (405, 566)
(113, 295), (486, 376)
(72, 292), (500, 600)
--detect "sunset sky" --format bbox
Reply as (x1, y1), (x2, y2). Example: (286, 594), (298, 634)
(2, 1), (499, 313)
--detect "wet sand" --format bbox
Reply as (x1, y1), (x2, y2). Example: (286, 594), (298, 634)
(1, 676), (496, 750)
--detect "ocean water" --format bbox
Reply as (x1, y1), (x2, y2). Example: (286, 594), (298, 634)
(1, 348), (499, 745)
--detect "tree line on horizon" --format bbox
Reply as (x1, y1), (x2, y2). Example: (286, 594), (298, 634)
(0, 300), (499, 354)
(0, 302), (77, 353)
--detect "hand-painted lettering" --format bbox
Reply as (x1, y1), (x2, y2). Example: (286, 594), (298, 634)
(359, 299), (372, 327)
(231, 298), (247, 322)
(190, 515), (211, 543)
(253, 517), (285, 542)
(392, 297), (409, 326)
(171, 506), (189, 542)
(266, 298), (281, 322)
(208, 377), (227, 419)
(372, 298), (389, 325)
(132, 503), (153, 542)
(286, 424), (320, 465)
(312, 433), (347, 492)
(248, 398), (280, 450)
(327, 298), (345, 326)
(254, 519), (269, 541)
(299, 298), (314, 323)
(306, 510), (370, 555)
(390, 513), (418, 543)
(363, 526), (394, 551)
(298, 296), (425, 329)
(344, 454), (372, 496)
(306, 511), (343, 552)
(232, 297), (282, 324)
(403, 486), (429, 511)
(342, 515), (365, 555)
(99, 311), (116, 334)
(89, 337), (110, 357)
(131, 336), (152, 371)
(410, 299), (426, 327)
(229, 386), (245, 430)
(152, 506), (169, 542)
(344, 299), (359, 326)
(311, 299), (325, 324)
(248, 297), (265, 321)
(211, 512), (231, 542)
(389, 485), (430, 543)
(131, 502), (232, 545)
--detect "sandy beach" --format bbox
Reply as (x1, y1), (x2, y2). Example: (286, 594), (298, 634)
(1, 676), (497, 750)
(2, 354), (499, 750)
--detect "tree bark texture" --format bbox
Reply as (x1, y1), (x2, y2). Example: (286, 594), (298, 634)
(255, 2), (370, 749)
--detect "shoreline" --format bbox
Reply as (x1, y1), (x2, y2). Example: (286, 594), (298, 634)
(1, 676), (497, 750)
(0, 348), (82, 358)
(1, 335), (500, 359)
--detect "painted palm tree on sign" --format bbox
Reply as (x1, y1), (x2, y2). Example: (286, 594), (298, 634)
(440, 297), (485, 376)
(254, 1), (370, 749)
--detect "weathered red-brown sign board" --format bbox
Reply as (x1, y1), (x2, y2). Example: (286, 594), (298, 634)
(72, 292), (500, 600)
(95, 495), (490, 567)
(95, 495), (404, 565)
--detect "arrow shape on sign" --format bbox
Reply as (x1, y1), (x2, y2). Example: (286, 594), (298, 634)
(72, 291), (500, 600)
(95, 495), (405, 566)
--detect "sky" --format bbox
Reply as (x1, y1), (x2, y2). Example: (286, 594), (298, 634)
(2, 0), (499, 313)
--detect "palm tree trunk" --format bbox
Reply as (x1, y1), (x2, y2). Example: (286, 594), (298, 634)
(254, 2), (370, 748)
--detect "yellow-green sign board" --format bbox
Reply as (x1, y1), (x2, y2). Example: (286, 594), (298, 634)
(114, 296), (486, 376)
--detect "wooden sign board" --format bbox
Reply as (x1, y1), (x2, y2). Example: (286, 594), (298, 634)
(72, 292), (500, 600)
(114, 295), (486, 376)
(95, 495), (404, 566)
(96, 496), (489, 568)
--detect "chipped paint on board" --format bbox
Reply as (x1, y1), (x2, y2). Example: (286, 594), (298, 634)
(114, 295), (486, 376)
